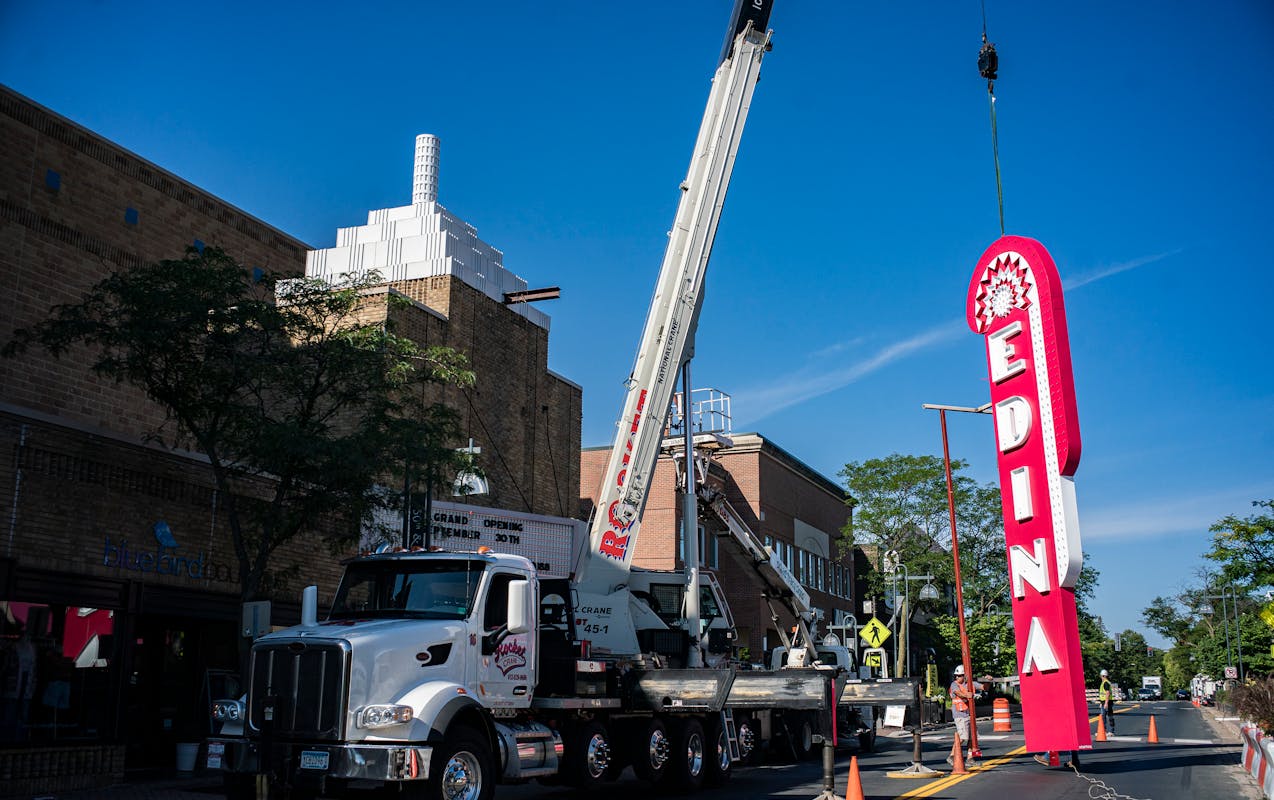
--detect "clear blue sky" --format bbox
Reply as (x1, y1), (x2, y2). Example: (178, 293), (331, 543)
(3, 1), (1272, 648)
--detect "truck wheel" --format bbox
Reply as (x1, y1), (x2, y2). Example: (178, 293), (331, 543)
(659, 717), (706, 791)
(703, 717), (733, 786)
(630, 718), (671, 784)
(793, 715), (816, 761)
(734, 715), (761, 765)
(421, 727), (494, 800)
(562, 721), (613, 790)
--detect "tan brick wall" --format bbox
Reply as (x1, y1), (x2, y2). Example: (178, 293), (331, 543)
(0, 88), (341, 597)
(0, 87), (308, 442)
(358, 279), (581, 521)
(1, 85), (581, 605)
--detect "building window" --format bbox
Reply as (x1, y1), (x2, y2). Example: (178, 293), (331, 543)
(45, 169), (61, 191)
(124, 207), (139, 225)
(0, 602), (116, 743)
(680, 522), (717, 568)
(193, 239), (205, 253)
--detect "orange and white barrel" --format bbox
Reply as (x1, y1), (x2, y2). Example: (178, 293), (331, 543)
(993, 697), (1011, 732)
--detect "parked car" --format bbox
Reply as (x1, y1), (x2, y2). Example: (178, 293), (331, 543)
(1137, 687), (1156, 701)
(1176, 689), (1191, 700)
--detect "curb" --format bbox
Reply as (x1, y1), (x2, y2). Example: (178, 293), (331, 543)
(1241, 724), (1274, 800)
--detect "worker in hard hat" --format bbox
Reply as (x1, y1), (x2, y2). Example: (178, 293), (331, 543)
(1098, 668), (1116, 734)
(947, 664), (983, 764)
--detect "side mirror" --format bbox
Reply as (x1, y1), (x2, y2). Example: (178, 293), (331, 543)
(507, 580), (532, 635)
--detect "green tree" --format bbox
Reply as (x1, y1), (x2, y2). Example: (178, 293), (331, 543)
(5, 247), (474, 604)
(931, 612), (1016, 679)
(1206, 499), (1274, 590)
(1142, 595), (1194, 644)
(1140, 499), (1274, 686)
(840, 454), (974, 597)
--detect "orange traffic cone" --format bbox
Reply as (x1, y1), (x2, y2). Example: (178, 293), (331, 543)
(949, 732), (970, 774)
(1148, 716), (1159, 744)
(1095, 713), (1107, 742)
(846, 755), (865, 800)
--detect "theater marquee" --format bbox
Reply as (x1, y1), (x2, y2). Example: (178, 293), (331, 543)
(967, 236), (1091, 753)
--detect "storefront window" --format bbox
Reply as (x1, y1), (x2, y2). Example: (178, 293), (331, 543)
(1, 601), (115, 742)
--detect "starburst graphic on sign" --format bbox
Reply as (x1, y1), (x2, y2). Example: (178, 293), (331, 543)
(973, 254), (1033, 331)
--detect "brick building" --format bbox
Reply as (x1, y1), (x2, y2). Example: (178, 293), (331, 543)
(0, 88), (579, 787)
(580, 424), (856, 663)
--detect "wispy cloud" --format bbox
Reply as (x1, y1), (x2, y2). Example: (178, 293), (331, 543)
(1080, 486), (1271, 543)
(733, 250), (1178, 426)
(735, 320), (965, 425)
(1063, 250), (1181, 290)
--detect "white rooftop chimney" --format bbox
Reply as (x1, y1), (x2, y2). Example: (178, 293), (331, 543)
(413, 134), (440, 204)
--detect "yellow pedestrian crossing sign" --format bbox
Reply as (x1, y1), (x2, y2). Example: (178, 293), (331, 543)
(1259, 601), (1274, 631)
(860, 616), (891, 648)
(865, 652), (882, 668)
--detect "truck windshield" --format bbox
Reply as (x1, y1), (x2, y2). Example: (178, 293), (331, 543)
(330, 560), (485, 621)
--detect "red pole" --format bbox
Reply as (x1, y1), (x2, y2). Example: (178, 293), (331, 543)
(940, 409), (980, 757)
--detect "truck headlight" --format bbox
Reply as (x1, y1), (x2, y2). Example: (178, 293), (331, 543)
(212, 699), (244, 722)
(357, 704), (414, 729)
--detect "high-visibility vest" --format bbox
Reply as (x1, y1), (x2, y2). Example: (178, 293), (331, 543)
(1099, 678), (1112, 701)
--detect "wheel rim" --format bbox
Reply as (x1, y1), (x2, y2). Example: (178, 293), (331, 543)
(440, 749), (483, 800)
(585, 732), (611, 779)
(685, 731), (704, 778)
(647, 728), (670, 770)
(737, 723), (755, 760)
(715, 729), (730, 772)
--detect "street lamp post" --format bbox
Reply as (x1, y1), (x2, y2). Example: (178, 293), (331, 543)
(902, 574), (937, 679)
(922, 401), (992, 758)
(1205, 584), (1245, 682)
(890, 562), (909, 678)
(1233, 585), (1246, 681)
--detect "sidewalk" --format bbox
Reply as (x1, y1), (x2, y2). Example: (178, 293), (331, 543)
(1198, 701), (1270, 800)
(14, 774), (222, 800)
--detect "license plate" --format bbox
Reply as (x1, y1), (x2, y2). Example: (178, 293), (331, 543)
(300, 750), (330, 770)
(206, 742), (224, 769)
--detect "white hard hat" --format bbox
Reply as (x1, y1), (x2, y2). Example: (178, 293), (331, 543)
(1100, 669), (1108, 676)
(954, 665), (965, 676)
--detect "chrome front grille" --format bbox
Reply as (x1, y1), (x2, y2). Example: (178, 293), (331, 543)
(249, 641), (348, 740)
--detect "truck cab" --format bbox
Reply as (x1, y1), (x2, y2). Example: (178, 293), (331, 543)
(211, 550), (537, 800)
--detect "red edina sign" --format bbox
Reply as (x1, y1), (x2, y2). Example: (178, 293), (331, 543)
(966, 236), (1091, 754)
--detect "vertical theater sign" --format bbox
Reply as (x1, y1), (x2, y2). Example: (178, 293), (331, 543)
(967, 236), (1091, 753)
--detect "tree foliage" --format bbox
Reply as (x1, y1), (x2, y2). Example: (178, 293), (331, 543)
(6, 247), (474, 602)
(841, 453), (1121, 684)
(1206, 499), (1274, 591)
(1139, 499), (1274, 686)
(840, 454), (999, 603)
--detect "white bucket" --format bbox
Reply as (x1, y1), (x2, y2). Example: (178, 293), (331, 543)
(176, 742), (200, 773)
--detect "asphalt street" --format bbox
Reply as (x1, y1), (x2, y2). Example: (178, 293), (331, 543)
(41, 701), (1258, 800)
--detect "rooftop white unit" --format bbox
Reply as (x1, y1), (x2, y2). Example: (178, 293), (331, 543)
(306, 134), (550, 330)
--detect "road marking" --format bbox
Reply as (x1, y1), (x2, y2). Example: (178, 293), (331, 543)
(1216, 716), (1240, 721)
(893, 746), (1027, 799)
(1170, 738), (1213, 745)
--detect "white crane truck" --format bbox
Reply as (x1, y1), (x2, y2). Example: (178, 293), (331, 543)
(208, 3), (915, 797)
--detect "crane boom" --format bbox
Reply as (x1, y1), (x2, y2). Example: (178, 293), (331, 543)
(699, 485), (819, 660)
(573, 4), (773, 656)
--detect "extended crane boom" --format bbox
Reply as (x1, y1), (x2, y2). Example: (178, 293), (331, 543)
(698, 486), (818, 659)
(573, 2), (773, 657)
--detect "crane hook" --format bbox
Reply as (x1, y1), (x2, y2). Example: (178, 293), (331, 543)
(978, 34), (999, 86)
